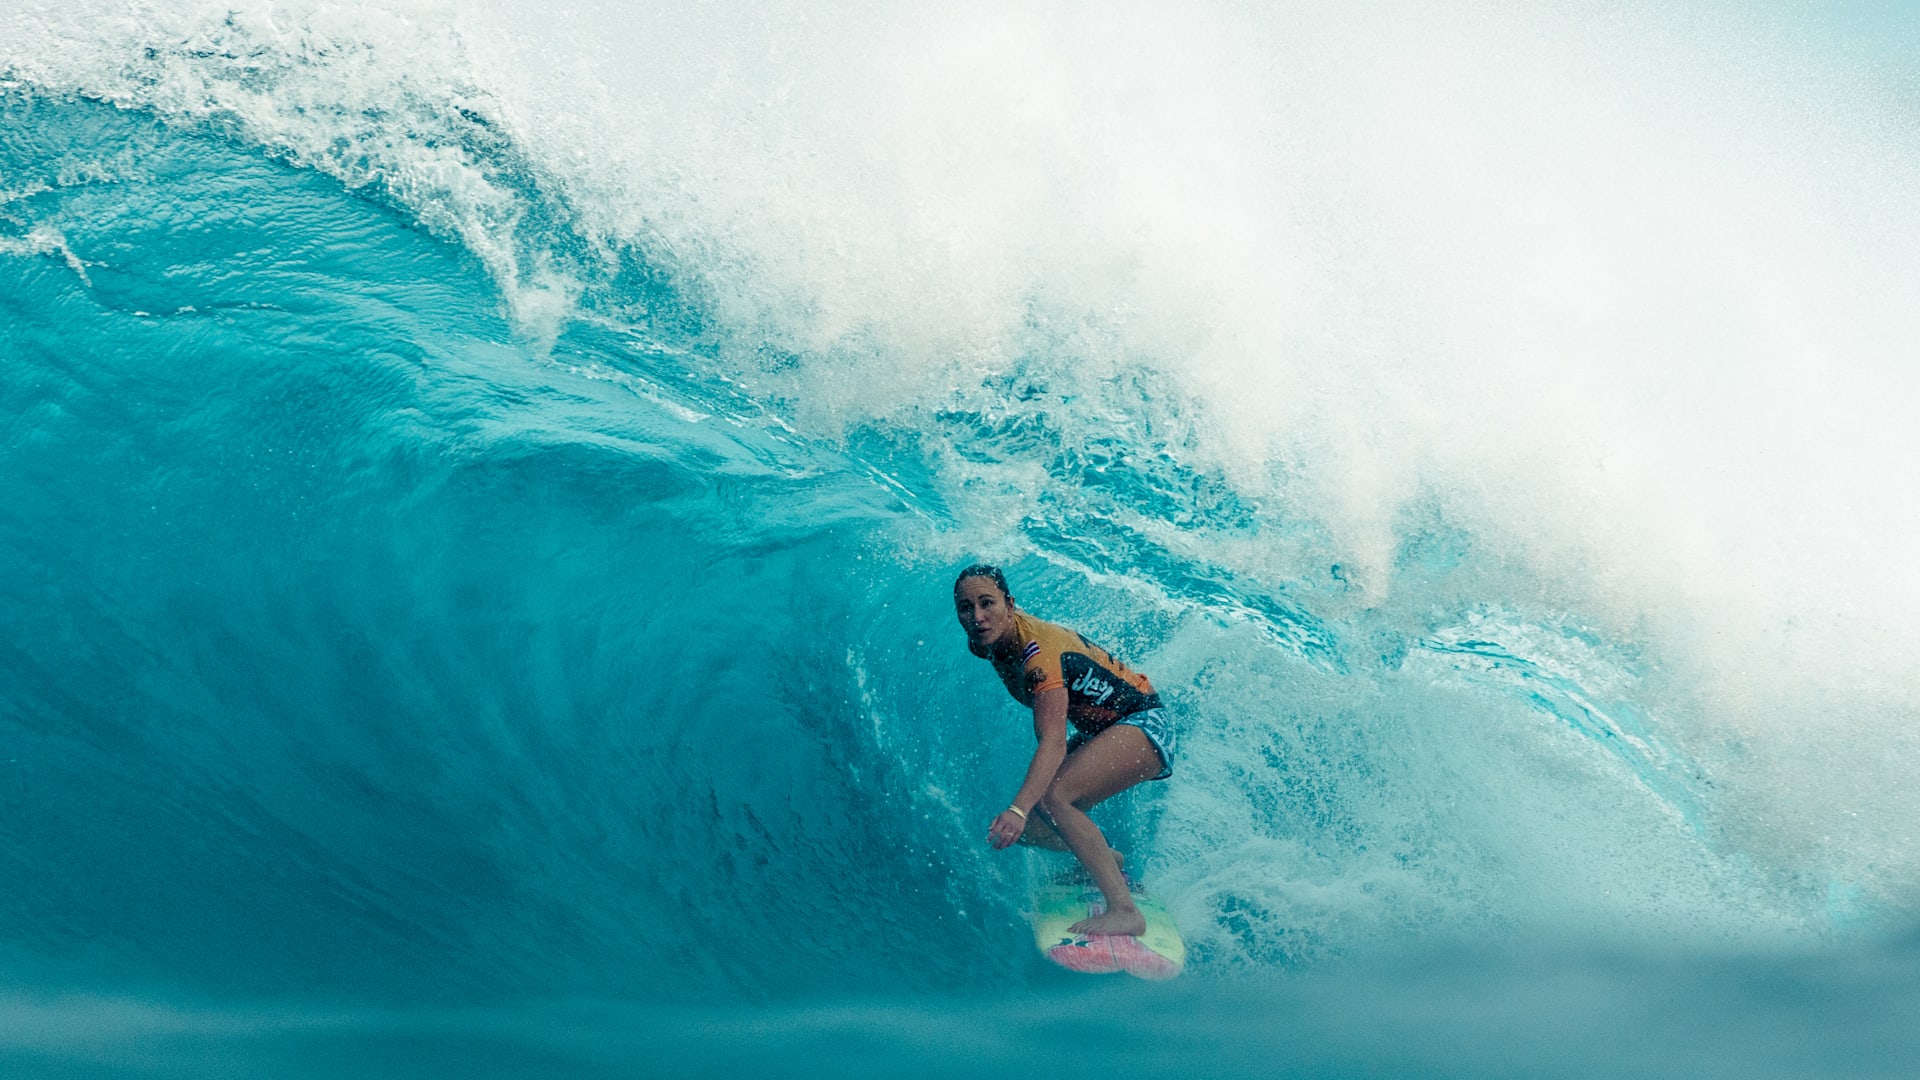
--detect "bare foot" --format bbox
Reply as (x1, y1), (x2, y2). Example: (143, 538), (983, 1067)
(1070, 905), (1147, 937)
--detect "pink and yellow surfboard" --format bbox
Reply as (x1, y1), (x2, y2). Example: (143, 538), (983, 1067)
(1032, 879), (1185, 979)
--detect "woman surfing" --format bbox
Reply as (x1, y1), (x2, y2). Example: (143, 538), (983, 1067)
(954, 564), (1177, 937)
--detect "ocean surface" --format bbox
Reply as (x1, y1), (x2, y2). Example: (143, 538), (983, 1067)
(5, 2), (1920, 1076)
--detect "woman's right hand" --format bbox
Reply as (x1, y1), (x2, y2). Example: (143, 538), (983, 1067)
(987, 808), (1027, 850)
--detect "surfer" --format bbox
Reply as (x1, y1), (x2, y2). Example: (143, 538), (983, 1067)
(955, 564), (1177, 937)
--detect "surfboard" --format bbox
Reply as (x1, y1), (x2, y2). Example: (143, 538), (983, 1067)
(1032, 875), (1185, 979)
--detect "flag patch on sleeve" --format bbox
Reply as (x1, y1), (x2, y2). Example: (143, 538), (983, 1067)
(1021, 641), (1041, 662)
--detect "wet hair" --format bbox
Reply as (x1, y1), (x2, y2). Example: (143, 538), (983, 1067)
(954, 563), (1012, 600)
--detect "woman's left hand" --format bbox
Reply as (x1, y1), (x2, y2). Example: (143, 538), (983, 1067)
(987, 808), (1027, 850)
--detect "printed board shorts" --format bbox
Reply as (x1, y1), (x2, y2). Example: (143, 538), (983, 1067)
(1067, 707), (1177, 782)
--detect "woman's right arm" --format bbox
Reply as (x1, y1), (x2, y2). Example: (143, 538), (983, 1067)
(988, 687), (1069, 848)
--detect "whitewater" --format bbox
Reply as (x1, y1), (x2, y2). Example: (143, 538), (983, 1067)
(3, 1), (1919, 1076)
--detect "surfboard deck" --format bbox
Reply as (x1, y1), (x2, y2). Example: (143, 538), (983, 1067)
(1032, 875), (1185, 980)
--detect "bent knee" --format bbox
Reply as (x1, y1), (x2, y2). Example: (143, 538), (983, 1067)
(1038, 783), (1088, 817)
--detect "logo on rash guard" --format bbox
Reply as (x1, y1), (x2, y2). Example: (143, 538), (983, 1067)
(1070, 667), (1116, 705)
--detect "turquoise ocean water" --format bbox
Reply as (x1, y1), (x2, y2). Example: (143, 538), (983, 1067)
(4, 3), (1920, 1076)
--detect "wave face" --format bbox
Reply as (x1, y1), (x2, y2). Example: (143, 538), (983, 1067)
(5, 2), (1920, 1075)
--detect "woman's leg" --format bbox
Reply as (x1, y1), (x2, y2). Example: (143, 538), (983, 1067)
(1015, 800), (1128, 872)
(1016, 742), (1134, 866)
(1035, 724), (1165, 935)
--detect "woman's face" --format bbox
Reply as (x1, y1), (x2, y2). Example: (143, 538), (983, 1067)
(954, 576), (1015, 651)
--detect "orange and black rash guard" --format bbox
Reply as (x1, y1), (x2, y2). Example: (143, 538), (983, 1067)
(987, 611), (1162, 736)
